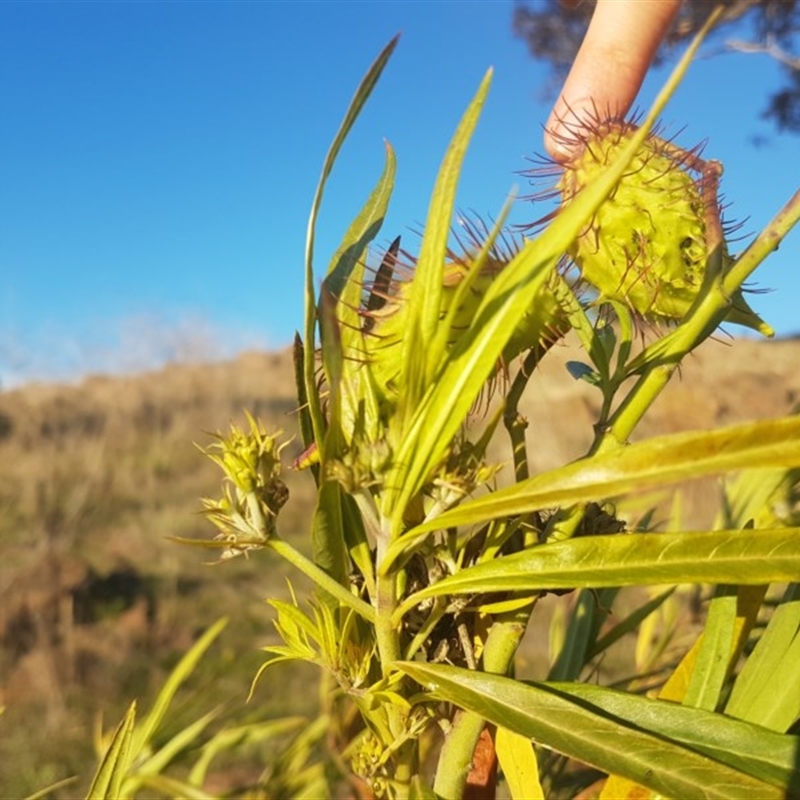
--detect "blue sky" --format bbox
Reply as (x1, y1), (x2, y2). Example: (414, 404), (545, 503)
(1, 1), (798, 387)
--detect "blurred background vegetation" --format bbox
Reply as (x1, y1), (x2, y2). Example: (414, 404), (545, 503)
(2, 334), (800, 795)
(0, 350), (318, 796)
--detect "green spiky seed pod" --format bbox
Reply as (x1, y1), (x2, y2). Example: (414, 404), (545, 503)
(558, 120), (773, 337)
(362, 243), (569, 405)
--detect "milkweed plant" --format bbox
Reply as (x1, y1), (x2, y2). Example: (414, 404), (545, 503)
(90, 12), (800, 800)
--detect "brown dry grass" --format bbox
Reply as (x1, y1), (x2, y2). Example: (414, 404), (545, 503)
(0, 349), (317, 796)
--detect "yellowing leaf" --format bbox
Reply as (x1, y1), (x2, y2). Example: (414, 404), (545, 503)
(496, 726), (544, 800)
(600, 773), (652, 800)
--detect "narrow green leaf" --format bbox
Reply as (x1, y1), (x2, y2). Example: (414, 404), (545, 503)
(312, 291), (350, 590)
(399, 69), (492, 413)
(432, 198), (514, 364)
(549, 588), (617, 681)
(188, 718), (307, 786)
(306, 60), (397, 593)
(134, 775), (215, 800)
(130, 708), (221, 782)
(549, 681), (800, 794)
(24, 776), (79, 800)
(86, 701), (136, 800)
(131, 618), (227, 760)
(323, 141), (395, 450)
(303, 35), (399, 452)
(317, 288), (346, 461)
(727, 584), (800, 728)
(726, 625), (800, 733)
(396, 529), (800, 619)
(341, 490), (375, 598)
(310, 482), (349, 592)
(267, 537), (376, 622)
(718, 468), (791, 529)
(400, 663), (782, 799)
(323, 139), (396, 299)
(384, 240), (560, 536)
(405, 416), (800, 539)
(384, 243), (560, 533)
(292, 333), (316, 466)
(318, 284), (344, 402)
(684, 586), (738, 711)
(381, 26), (712, 541)
(589, 587), (674, 661)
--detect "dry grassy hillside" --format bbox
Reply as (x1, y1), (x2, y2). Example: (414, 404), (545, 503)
(0, 350), (316, 795)
(0, 334), (798, 794)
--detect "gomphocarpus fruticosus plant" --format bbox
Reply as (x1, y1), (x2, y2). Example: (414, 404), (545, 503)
(88, 11), (800, 800)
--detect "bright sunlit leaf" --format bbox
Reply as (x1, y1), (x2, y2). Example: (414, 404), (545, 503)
(398, 662), (784, 798)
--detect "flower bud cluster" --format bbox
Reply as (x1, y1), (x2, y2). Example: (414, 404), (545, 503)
(200, 412), (290, 559)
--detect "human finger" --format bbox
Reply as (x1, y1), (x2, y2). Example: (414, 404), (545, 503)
(544, 0), (681, 161)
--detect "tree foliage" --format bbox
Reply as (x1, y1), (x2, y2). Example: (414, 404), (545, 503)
(512, 0), (800, 134)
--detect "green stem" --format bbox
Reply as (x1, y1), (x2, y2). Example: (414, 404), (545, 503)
(389, 747), (416, 800)
(375, 571), (401, 671)
(435, 710), (485, 800)
(607, 359), (681, 448)
(374, 538), (417, 797)
(504, 347), (541, 483)
(433, 607), (532, 798)
(266, 536), (375, 622)
(373, 519), (410, 777)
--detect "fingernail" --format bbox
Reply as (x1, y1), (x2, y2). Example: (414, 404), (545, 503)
(544, 125), (580, 163)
